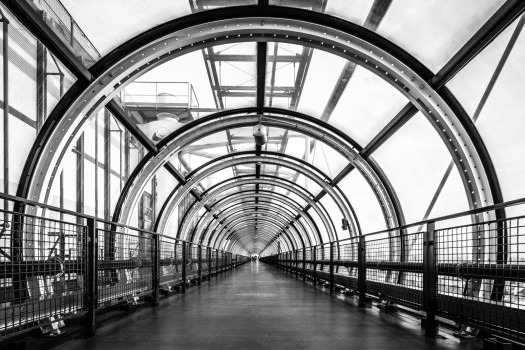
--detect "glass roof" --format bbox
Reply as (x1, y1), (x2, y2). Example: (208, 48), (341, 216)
(15, 0), (524, 253)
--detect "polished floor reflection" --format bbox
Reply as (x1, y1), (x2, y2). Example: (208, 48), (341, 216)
(52, 262), (483, 350)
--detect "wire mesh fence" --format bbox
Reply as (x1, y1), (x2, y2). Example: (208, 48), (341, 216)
(97, 228), (153, 307)
(0, 194), (249, 341)
(0, 208), (86, 337)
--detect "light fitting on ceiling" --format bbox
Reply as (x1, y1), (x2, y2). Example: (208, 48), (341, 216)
(253, 116), (267, 146)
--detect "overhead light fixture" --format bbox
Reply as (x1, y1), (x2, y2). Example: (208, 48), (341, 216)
(253, 116), (267, 146)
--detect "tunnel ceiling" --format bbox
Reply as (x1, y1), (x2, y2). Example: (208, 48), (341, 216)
(6, 0), (525, 256)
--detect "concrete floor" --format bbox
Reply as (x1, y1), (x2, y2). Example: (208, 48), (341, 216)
(52, 262), (483, 350)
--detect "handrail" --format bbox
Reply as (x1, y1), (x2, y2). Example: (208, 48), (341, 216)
(276, 196), (525, 251)
(0, 191), (193, 244)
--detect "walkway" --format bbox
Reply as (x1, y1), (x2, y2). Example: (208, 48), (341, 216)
(53, 262), (482, 350)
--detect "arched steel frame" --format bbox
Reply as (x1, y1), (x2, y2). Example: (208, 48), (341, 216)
(191, 192), (319, 246)
(196, 199), (311, 247)
(219, 220), (294, 252)
(175, 176), (337, 245)
(209, 209), (304, 250)
(13, 6), (503, 259)
(207, 205), (307, 249)
(169, 152), (358, 239)
(158, 176), (325, 245)
(119, 113), (389, 238)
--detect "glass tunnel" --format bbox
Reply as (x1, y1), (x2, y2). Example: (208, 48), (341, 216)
(0, 0), (525, 346)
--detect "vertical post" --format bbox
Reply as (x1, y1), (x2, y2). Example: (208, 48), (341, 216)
(329, 241), (335, 294)
(2, 13), (9, 212)
(358, 236), (366, 307)
(302, 248), (306, 281)
(197, 244), (202, 285)
(208, 247), (212, 278)
(215, 249), (219, 276)
(85, 218), (97, 337)
(423, 222), (437, 337)
(295, 250), (299, 277)
(181, 242), (187, 293)
(313, 248), (317, 285)
(151, 233), (160, 306)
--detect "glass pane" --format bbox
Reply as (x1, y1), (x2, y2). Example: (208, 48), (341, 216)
(270, 0), (373, 25)
(155, 167), (179, 221)
(319, 195), (348, 240)
(372, 112), (457, 224)
(446, 16), (525, 205)
(61, 0), (254, 56)
(376, 0), (505, 72)
(310, 141), (348, 179)
(296, 49), (347, 118)
(329, 66), (407, 146)
(307, 207), (329, 243)
(430, 166), (472, 229)
(338, 170), (386, 234)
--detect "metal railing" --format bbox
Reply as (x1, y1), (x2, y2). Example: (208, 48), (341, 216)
(0, 192), (248, 341)
(263, 197), (525, 343)
(121, 82), (200, 111)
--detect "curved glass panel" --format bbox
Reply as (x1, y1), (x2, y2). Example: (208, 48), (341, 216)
(155, 167), (179, 221)
(371, 112), (457, 224)
(376, 0), (505, 72)
(61, 1), (255, 56)
(430, 166), (472, 229)
(0, 4), (77, 205)
(310, 141), (348, 179)
(447, 16), (525, 207)
(307, 207), (329, 243)
(319, 195), (348, 240)
(338, 171), (386, 234)
(296, 48), (347, 118)
(329, 66), (407, 146)
(271, 0), (505, 72)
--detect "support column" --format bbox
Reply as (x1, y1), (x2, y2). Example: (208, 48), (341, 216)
(151, 233), (160, 306)
(423, 222), (437, 337)
(85, 218), (97, 337)
(358, 236), (366, 307)
(181, 242), (187, 293)
(313, 248), (317, 285)
(197, 244), (202, 285)
(329, 241), (335, 294)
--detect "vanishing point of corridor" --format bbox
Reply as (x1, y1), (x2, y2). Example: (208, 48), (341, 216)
(52, 262), (481, 350)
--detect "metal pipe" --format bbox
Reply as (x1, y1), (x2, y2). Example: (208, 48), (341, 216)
(1, 11), (9, 214)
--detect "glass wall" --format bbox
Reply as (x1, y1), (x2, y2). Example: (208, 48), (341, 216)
(0, 4), (76, 210)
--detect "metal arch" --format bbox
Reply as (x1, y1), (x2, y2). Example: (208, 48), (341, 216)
(130, 154), (358, 241)
(173, 150), (334, 240)
(185, 150), (331, 181)
(158, 173), (324, 243)
(217, 220), (292, 252)
(203, 201), (308, 248)
(218, 221), (292, 251)
(175, 153), (356, 236)
(190, 191), (320, 246)
(159, 174), (326, 244)
(194, 193), (317, 246)
(159, 176), (337, 243)
(173, 155), (355, 229)
(188, 192), (315, 240)
(210, 209), (304, 250)
(207, 205), (307, 249)
(216, 220), (295, 251)
(227, 228), (284, 255)
(13, 6), (500, 250)
(120, 113), (371, 235)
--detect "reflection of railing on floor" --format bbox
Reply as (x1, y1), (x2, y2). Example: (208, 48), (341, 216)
(0, 193), (249, 341)
(263, 197), (525, 343)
